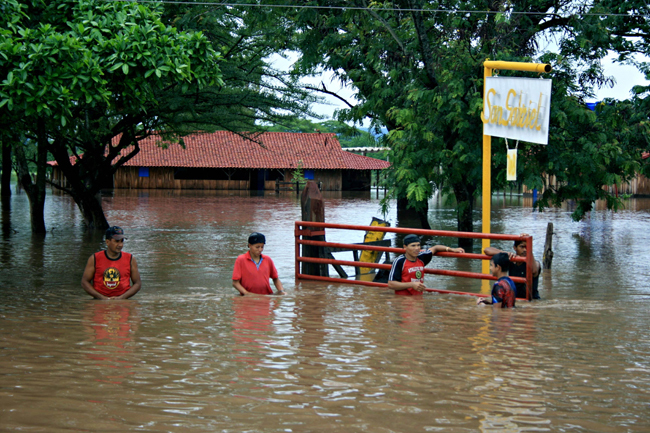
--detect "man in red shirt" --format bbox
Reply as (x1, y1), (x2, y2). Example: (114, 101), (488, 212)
(232, 232), (285, 296)
(81, 226), (142, 300)
(388, 234), (464, 295)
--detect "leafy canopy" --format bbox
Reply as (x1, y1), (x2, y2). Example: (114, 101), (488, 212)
(0, 0), (224, 229)
(288, 0), (649, 228)
(0, 0), (222, 128)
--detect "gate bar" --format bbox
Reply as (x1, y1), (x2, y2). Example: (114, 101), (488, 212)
(297, 256), (526, 285)
(295, 221), (534, 300)
(299, 239), (527, 263)
(297, 273), (488, 297)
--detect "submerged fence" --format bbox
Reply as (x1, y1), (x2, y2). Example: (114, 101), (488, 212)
(294, 221), (535, 300)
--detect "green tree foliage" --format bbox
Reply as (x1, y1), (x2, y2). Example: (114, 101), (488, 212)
(159, 2), (318, 132)
(0, 0), (223, 230)
(517, 56), (646, 220)
(291, 159), (308, 189)
(264, 117), (324, 133)
(289, 0), (649, 246)
(595, 0), (650, 178)
(553, 0), (650, 192)
(319, 120), (382, 148)
(264, 117), (380, 147)
(1, 1), (323, 232)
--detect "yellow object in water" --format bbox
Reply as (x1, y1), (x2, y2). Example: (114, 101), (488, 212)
(358, 217), (390, 275)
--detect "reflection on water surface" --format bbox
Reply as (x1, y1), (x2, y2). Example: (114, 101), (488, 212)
(0, 189), (649, 432)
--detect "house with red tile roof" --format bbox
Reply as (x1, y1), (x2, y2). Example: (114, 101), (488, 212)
(51, 131), (390, 191)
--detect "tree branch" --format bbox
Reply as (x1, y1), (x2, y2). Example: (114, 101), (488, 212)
(305, 82), (356, 110)
(46, 178), (74, 195)
(362, 0), (407, 56)
(406, 0), (438, 89)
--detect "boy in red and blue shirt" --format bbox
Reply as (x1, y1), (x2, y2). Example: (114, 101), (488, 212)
(477, 252), (516, 308)
(232, 232), (285, 296)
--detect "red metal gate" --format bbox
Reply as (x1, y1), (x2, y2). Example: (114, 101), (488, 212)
(295, 221), (534, 300)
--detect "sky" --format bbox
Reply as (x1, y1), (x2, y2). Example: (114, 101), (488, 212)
(589, 56), (649, 101)
(270, 53), (649, 124)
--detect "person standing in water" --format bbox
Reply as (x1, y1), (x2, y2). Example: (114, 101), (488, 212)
(81, 226), (142, 300)
(476, 252), (517, 308)
(484, 236), (541, 299)
(388, 234), (464, 296)
(232, 232), (285, 296)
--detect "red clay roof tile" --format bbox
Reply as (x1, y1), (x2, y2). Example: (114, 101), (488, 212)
(120, 131), (390, 170)
(49, 131), (391, 171)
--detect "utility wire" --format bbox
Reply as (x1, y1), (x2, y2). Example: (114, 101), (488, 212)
(102, 0), (647, 18)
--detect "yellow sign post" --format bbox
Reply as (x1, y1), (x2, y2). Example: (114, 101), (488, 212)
(481, 60), (552, 278)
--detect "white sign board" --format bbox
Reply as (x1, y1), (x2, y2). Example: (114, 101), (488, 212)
(481, 77), (552, 145)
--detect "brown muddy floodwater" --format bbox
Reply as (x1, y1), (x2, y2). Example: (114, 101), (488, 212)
(0, 188), (649, 432)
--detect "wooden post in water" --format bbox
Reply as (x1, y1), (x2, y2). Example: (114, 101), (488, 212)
(300, 181), (328, 276)
(543, 222), (554, 269)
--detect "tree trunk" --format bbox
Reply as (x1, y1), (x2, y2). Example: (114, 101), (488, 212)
(13, 132), (47, 234)
(29, 184), (47, 234)
(33, 128), (48, 233)
(452, 183), (475, 251)
(1, 139), (11, 198)
(48, 138), (111, 231)
(397, 197), (431, 229)
(73, 190), (110, 230)
(1, 138), (11, 237)
(1, 193), (10, 239)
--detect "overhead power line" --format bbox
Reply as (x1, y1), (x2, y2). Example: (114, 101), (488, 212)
(103, 0), (646, 18)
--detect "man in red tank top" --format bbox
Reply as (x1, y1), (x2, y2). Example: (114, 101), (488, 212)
(81, 226), (142, 299)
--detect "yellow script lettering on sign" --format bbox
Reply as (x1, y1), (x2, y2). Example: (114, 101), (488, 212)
(482, 77), (552, 145)
(481, 88), (544, 131)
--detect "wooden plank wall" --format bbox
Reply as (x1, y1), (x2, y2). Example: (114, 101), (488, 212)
(313, 170), (342, 191)
(61, 165), (650, 195)
(114, 167), (251, 190)
(523, 173), (650, 197)
(605, 174), (650, 196)
(114, 167), (346, 191)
